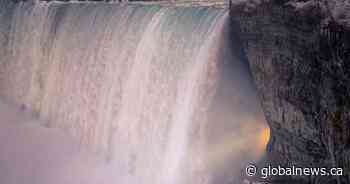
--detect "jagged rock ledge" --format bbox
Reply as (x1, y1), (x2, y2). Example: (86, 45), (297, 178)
(231, 1), (350, 183)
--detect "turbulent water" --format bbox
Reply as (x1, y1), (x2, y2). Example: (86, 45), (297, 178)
(0, 1), (268, 184)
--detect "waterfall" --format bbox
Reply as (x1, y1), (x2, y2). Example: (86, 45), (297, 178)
(0, 2), (268, 184)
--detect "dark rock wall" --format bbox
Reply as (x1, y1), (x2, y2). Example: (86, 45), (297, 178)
(232, 1), (350, 183)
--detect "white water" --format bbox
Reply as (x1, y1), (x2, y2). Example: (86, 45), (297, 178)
(0, 2), (268, 184)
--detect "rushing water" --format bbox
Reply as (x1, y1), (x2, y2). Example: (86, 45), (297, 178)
(0, 1), (268, 184)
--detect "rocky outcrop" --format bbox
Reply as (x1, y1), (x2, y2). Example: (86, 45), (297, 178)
(231, 1), (350, 183)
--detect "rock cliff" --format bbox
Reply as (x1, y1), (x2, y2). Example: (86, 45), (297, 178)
(231, 1), (350, 183)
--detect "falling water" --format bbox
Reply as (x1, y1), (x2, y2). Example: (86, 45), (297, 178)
(0, 1), (268, 184)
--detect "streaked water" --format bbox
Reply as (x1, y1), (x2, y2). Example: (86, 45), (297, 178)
(0, 2), (268, 184)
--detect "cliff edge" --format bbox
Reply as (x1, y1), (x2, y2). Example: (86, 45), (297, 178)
(231, 0), (350, 183)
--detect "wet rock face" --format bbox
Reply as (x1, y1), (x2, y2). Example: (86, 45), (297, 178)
(232, 1), (350, 183)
